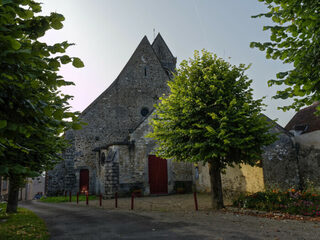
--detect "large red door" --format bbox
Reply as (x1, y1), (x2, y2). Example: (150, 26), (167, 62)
(80, 169), (89, 193)
(148, 155), (168, 194)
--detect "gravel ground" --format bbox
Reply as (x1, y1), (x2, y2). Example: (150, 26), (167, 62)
(70, 193), (213, 212)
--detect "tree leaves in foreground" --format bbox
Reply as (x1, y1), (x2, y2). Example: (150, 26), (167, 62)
(0, 0), (84, 213)
(148, 50), (276, 209)
(251, 0), (320, 112)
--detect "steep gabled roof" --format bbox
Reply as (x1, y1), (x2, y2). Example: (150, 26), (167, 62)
(152, 33), (175, 60)
(151, 33), (176, 73)
(285, 102), (320, 134)
(81, 36), (152, 117)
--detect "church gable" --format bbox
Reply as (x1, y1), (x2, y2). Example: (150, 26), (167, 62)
(77, 36), (172, 145)
(152, 33), (177, 73)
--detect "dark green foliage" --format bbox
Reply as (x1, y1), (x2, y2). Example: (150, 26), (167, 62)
(251, 0), (320, 112)
(0, 0), (84, 212)
(234, 189), (320, 216)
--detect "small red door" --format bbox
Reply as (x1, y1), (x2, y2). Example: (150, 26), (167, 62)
(148, 155), (168, 194)
(80, 169), (89, 193)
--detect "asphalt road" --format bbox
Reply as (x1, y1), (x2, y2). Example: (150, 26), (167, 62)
(21, 201), (206, 240)
(21, 201), (320, 240)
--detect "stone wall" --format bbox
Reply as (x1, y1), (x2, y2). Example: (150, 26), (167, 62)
(297, 145), (320, 190)
(262, 125), (300, 190)
(196, 163), (264, 204)
(129, 113), (193, 195)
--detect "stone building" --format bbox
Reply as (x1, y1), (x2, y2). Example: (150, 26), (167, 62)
(284, 102), (320, 189)
(47, 34), (193, 197)
(19, 176), (46, 201)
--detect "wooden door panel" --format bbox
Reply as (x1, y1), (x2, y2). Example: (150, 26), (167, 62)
(148, 155), (168, 194)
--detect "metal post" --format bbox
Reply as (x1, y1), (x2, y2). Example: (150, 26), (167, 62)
(194, 192), (198, 211)
(115, 192), (118, 208)
(99, 194), (102, 207)
(69, 191), (72, 202)
(131, 193), (134, 210)
(77, 192), (79, 204)
(86, 192), (88, 205)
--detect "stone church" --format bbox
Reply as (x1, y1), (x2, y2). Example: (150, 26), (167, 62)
(47, 34), (193, 197)
(47, 34), (320, 200)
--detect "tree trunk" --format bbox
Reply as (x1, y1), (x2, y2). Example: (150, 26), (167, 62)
(6, 176), (20, 213)
(208, 161), (224, 209)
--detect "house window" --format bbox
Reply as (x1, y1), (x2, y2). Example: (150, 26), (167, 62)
(2, 179), (7, 191)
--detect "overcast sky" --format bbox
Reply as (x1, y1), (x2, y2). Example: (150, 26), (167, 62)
(40, 0), (296, 127)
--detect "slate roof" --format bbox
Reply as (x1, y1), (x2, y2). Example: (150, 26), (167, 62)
(285, 102), (320, 134)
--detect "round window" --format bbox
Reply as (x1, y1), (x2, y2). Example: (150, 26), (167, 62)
(140, 107), (149, 117)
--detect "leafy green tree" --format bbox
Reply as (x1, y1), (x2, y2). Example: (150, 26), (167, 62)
(148, 50), (276, 209)
(0, 0), (84, 213)
(251, 0), (320, 112)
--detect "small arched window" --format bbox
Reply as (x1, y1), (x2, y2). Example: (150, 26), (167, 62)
(100, 152), (106, 165)
(144, 67), (147, 77)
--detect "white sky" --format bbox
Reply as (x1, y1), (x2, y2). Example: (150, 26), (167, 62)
(40, 0), (296, 127)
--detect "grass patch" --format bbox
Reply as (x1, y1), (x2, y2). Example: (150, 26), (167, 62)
(0, 203), (49, 240)
(233, 189), (320, 216)
(40, 195), (98, 203)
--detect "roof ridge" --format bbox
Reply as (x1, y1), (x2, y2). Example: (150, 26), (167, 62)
(151, 33), (175, 60)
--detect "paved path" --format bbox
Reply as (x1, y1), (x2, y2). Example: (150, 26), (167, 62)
(21, 201), (320, 240)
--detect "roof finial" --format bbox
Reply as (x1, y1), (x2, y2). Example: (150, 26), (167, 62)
(153, 28), (155, 41)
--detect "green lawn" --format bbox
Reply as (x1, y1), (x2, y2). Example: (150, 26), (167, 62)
(40, 195), (98, 203)
(0, 203), (49, 240)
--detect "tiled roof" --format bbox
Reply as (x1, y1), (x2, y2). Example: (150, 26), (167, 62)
(285, 102), (320, 134)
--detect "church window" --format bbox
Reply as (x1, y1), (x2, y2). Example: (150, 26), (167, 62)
(100, 152), (106, 165)
(141, 107), (149, 117)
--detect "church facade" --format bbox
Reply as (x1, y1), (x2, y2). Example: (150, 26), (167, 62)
(47, 34), (193, 197)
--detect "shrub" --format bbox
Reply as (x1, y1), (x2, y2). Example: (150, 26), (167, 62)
(233, 189), (320, 216)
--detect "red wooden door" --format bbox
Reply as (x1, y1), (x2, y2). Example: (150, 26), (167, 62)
(80, 169), (89, 193)
(148, 155), (168, 194)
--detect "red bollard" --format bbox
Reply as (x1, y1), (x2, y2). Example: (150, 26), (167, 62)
(193, 192), (198, 211)
(131, 193), (134, 210)
(69, 191), (72, 202)
(115, 192), (118, 208)
(99, 194), (102, 207)
(86, 192), (89, 206)
(77, 192), (79, 204)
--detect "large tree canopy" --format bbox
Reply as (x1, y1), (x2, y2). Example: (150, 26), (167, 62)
(251, 0), (320, 112)
(0, 0), (84, 212)
(148, 50), (276, 209)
